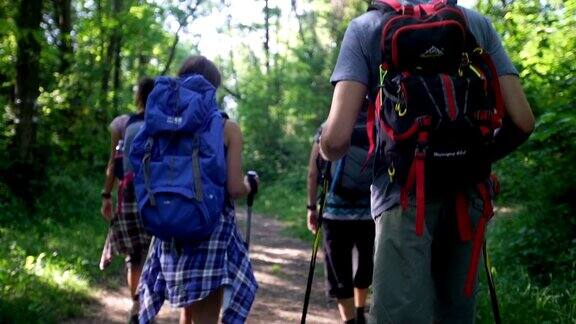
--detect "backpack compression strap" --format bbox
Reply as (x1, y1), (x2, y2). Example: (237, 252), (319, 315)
(142, 138), (156, 206)
(454, 175), (500, 297)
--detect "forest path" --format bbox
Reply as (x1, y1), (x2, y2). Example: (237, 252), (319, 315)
(67, 211), (341, 323)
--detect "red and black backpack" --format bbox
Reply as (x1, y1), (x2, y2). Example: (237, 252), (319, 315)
(367, 0), (503, 296)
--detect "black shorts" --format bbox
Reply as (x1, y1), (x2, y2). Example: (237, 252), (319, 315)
(323, 218), (376, 299)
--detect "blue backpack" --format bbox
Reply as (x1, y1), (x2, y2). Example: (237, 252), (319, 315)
(129, 75), (227, 242)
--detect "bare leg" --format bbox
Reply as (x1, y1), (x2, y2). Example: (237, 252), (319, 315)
(180, 287), (224, 324)
(354, 287), (369, 308)
(127, 263), (143, 298)
(126, 259), (144, 323)
(337, 297), (356, 321)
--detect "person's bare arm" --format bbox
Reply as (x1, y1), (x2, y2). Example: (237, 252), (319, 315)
(499, 75), (535, 133)
(101, 128), (121, 220)
(320, 81), (367, 161)
(103, 130), (121, 191)
(490, 75), (535, 161)
(306, 142), (321, 234)
(307, 142), (320, 207)
(224, 120), (251, 199)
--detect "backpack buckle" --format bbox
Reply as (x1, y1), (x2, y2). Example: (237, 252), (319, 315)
(388, 164), (396, 182)
(394, 102), (407, 117)
(416, 131), (429, 155)
(416, 116), (432, 128)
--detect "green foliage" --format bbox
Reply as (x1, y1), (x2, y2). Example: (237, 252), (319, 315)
(256, 169), (311, 240)
(475, 0), (576, 283)
(0, 171), (123, 323)
(0, 0), (575, 321)
(234, 0), (367, 180)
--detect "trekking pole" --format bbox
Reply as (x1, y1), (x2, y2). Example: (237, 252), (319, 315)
(245, 171), (258, 249)
(301, 160), (331, 324)
(483, 241), (502, 324)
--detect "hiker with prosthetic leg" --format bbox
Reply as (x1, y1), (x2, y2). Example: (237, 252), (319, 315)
(320, 0), (534, 323)
(307, 107), (375, 324)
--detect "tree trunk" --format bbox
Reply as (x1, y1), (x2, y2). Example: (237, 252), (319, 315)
(7, 0), (44, 202)
(100, 0), (123, 112)
(13, 0), (43, 163)
(52, 0), (73, 73)
(112, 11), (123, 115)
(264, 0), (270, 74)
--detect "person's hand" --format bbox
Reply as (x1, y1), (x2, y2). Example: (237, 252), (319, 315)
(307, 209), (318, 234)
(244, 174), (260, 194)
(101, 198), (113, 221)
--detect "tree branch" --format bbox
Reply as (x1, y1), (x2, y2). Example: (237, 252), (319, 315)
(161, 0), (204, 75)
(221, 84), (243, 102)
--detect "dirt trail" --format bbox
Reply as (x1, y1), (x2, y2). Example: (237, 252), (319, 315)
(68, 211), (340, 323)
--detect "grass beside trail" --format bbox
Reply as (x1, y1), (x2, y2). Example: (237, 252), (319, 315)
(256, 173), (576, 323)
(1, 169), (574, 323)
(255, 175), (310, 240)
(0, 173), (124, 323)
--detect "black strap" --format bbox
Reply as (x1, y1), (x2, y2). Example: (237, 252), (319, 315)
(483, 242), (502, 324)
(126, 112), (145, 128)
(367, 0), (394, 13)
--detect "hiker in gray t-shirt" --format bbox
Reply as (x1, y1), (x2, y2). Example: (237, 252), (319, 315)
(320, 1), (535, 323)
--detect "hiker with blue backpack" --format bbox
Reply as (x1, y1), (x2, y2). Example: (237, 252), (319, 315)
(319, 0), (535, 323)
(306, 105), (375, 324)
(99, 77), (155, 323)
(131, 56), (258, 324)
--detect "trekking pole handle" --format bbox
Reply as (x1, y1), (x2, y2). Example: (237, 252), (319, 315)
(247, 171), (258, 207)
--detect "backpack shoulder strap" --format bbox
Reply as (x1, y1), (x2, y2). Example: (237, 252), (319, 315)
(126, 112), (145, 129)
(368, 0), (403, 13)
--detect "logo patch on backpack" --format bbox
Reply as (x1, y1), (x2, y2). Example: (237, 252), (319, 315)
(421, 46), (445, 58)
(167, 116), (183, 125)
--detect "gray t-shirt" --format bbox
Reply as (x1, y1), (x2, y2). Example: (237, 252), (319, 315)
(330, 2), (518, 218)
(123, 120), (144, 174)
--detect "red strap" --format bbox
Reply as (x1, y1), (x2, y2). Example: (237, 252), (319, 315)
(474, 110), (492, 121)
(441, 74), (458, 121)
(381, 116), (432, 142)
(479, 126), (491, 137)
(374, 0), (404, 13)
(464, 217), (487, 297)
(455, 192), (473, 241)
(117, 172), (135, 213)
(367, 100), (377, 159)
(480, 53), (505, 120)
(414, 5), (422, 17)
(464, 182), (494, 297)
(415, 151), (426, 236)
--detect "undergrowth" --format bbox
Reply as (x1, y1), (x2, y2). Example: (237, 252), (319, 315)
(0, 172), (124, 323)
(256, 167), (576, 323)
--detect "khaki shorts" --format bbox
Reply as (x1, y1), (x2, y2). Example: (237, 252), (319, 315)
(369, 191), (486, 324)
